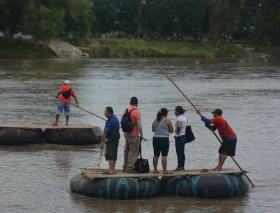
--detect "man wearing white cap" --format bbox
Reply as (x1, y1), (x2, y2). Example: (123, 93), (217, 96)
(52, 80), (80, 126)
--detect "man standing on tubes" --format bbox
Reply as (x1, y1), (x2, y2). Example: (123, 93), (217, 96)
(52, 80), (79, 126)
(122, 97), (145, 173)
(100, 106), (120, 174)
(196, 108), (237, 171)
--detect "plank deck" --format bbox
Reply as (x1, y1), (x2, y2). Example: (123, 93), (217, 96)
(80, 168), (244, 179)
(0, 124), (94, 129)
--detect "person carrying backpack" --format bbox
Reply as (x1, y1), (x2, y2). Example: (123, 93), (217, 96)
(122, 97), (144, 173)
(52, 80), (79, 126)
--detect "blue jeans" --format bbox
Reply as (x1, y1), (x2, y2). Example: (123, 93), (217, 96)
(175, 135), (186, 169)
(56, 102), (70, 115)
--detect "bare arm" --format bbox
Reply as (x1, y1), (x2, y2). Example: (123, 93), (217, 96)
(166, 119), (174, 133)
(56, 91), (61, 98)
(100, 131), (107, 145)
(176, 120), (182, 134)
(73, 96), (80, 108)
(152, 119), (156, 132)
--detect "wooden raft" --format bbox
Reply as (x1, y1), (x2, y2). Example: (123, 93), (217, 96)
(81, 168), (245, 179)
(0, 124), (94, 129)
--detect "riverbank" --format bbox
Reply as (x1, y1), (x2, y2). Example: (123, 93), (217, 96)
(1, 38), (279, 58)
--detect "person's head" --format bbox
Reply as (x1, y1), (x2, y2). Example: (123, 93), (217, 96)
(104, 106), (114, 118)
(174, 106), (185, 116)
(211, 109), (223, 117)
(64, 80), (70, 85)
(130, 97), (138, 106)
(156, 108), (168, 121)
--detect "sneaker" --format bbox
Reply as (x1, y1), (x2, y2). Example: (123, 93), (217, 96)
(172, 168), (184, 172)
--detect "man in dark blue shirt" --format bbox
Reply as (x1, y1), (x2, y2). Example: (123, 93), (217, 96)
(101, 106), (120, 174)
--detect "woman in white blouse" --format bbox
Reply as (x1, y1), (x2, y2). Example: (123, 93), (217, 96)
(173, 106), (187, 172)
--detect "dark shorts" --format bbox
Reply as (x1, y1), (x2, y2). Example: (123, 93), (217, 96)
(218, 139), (237, 156)
(153, 137), (169, 157)
(105, 140), (119, 161)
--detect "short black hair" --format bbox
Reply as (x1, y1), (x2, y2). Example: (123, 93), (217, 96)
(105, 106), (114, 114)
(130, 97), (138, 105)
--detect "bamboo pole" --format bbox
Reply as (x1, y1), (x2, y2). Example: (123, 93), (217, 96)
(152, 58), (255, 187)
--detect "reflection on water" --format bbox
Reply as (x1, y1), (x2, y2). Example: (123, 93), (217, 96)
(0, 58), (280, 213)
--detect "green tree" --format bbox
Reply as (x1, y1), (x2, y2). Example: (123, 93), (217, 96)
(209, 0), (245, 46)
(66, 0), (95, 39)
(23, 0), (65, 46)
(255, 0), (280, 46)
(92, 0), (117, 37)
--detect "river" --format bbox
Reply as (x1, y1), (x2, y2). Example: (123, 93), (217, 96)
(0, 58), (279, 213)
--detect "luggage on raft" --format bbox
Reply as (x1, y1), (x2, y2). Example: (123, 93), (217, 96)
(0, 127), (43, 145)
(70, 173), (161, 200)
(43, 126), (102, 145)
(161, 173), (250, 198)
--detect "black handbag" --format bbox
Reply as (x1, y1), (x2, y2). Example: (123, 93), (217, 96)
(185, 125), (195, 143)
(135, 140), (150, 173)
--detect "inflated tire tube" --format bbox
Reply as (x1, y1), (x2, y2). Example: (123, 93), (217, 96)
(43, 127), (102, 145)
(70, 173), (161, 200)
(0, 127), (43, 145)
(161, 174), (249, 198)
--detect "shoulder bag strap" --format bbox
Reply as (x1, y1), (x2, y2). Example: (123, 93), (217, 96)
(154, 117), (164, 130)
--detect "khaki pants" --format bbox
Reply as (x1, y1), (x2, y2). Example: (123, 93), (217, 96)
(123, 133), (140, 172)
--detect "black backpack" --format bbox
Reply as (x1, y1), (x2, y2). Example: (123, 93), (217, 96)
(62, 89), (72, 98)
(121, 108), (137, 133)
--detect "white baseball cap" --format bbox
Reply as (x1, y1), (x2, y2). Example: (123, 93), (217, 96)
(64, 80), (70, 84)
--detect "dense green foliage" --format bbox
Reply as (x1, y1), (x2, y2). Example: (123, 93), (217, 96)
(0, 0), (279, 47)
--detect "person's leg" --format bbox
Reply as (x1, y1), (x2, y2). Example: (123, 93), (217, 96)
(125, 136), (140, 172)
(162, 156), (167, 172)
(108, 160), (115, 173)
(153, 137), (160, 173)
(65, 103), (70, 125)
(123, 133), (129, 171)
(161, 138), (169, 172)
(178, 136), (186, 169)
(52, 102), (63, 126)
(153, 156), (159, 172)
(174, 137), (180, 169)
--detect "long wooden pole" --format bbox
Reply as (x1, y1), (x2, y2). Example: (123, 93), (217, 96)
(6, 76), (106, 121)
(152, 58), (255, 187)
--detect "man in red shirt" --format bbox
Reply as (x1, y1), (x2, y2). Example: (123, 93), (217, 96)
(196, 109), (237, 171)
(123, 97), (144, 173)
(52, 80), (79, 126)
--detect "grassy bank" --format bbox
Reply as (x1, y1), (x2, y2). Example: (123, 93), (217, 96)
(84, 39), (247, 58)
(0, 39), (54, 58)
(1, 38), (280, 58)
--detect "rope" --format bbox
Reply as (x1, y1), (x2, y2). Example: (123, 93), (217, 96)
(93, 144), (106, 169)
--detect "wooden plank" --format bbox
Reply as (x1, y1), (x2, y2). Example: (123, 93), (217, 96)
(0, 124), (95, 129)
(80, 168), (245, 179)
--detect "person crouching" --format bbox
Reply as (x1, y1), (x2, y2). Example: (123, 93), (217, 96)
(101, 106), (120, 175)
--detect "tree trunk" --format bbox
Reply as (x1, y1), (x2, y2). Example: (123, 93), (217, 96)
(216, 39), (220, 47)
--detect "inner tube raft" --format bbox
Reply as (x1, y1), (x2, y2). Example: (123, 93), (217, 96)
(161, 173), (249, 198)
(0, 127), (43, 145)
(43, 126), (102, 145)
(70, 173), (161, 200)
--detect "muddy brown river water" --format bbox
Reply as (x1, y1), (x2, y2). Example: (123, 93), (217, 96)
(0, 58), (279, 213)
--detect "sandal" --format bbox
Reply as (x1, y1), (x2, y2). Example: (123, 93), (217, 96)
(153, 171), (160, 174)
(163, 171), (173, 174)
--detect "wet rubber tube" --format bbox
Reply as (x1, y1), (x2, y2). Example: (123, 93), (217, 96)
(0, 127), (43, 145)
(43, 127), (102, 145)
(70, 173), (161, 200)
(161, 174), (249, 198)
